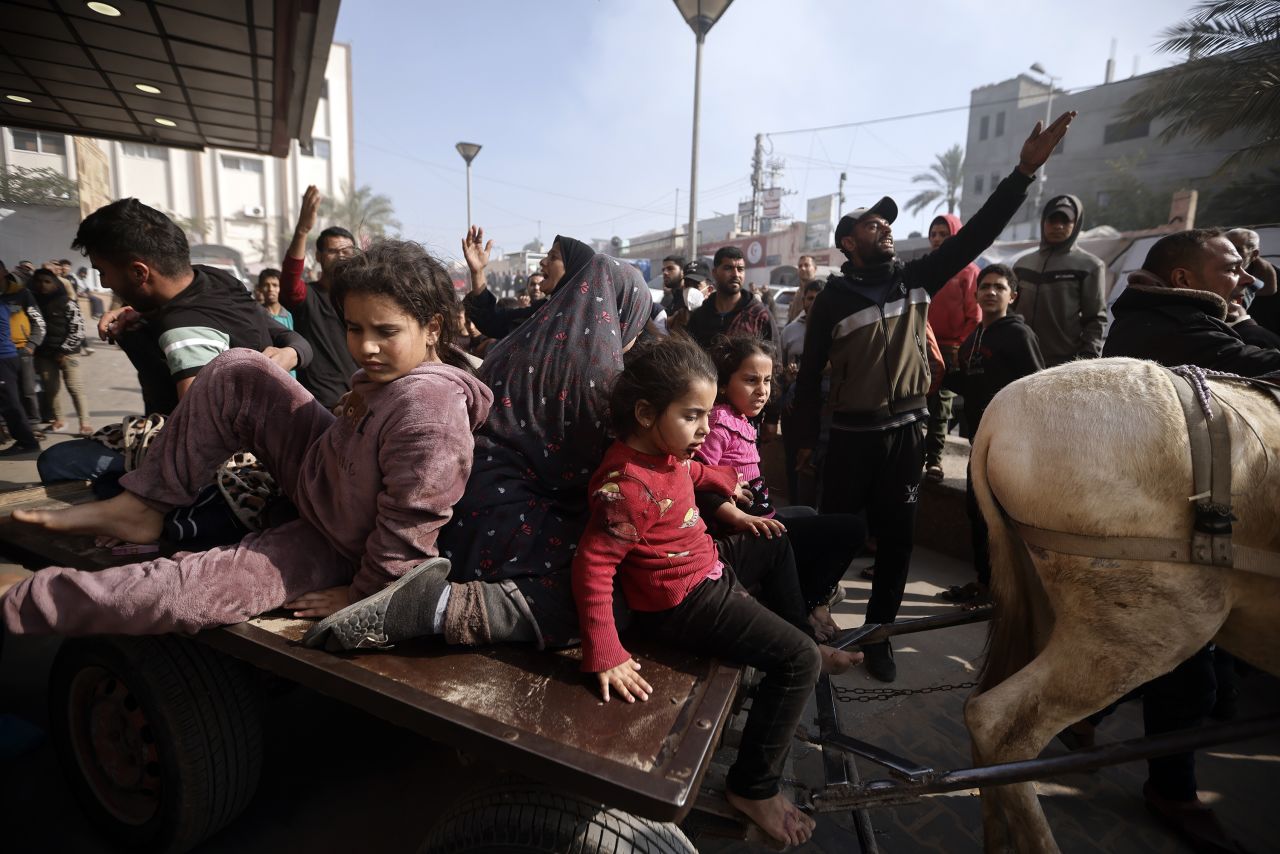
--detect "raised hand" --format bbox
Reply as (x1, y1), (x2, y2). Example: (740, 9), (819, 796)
(1018, 111), (1076, 176)
(462, 225), (493, 276)
(296, 184), (322, 235)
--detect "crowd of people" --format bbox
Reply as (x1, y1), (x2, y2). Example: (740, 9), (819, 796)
(0, 105), (1275, 849)
(0, 258), (108, 454)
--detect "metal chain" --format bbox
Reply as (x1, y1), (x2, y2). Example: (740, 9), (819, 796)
(834, 681), (976, 703)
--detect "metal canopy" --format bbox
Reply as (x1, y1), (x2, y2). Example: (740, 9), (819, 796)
(0, 0), (340, 157)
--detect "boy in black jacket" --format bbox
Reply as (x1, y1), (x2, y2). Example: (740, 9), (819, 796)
(941, 264), (1043, 606)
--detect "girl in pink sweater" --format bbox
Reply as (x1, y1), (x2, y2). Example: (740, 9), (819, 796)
(571, 336), (859, 848)
(696, 336), (867, 642)
(1, 241), (492, 636)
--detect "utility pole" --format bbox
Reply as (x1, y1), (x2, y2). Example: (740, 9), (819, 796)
(674, 188), (679, 231)
(750, 133), (764, 234)
(838, 172), (847, 218)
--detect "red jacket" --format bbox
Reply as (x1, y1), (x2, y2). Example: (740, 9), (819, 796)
(571, 441), (738, 672)
(927, 213), (981, 348)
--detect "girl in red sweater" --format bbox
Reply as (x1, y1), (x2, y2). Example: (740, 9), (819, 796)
(571, 336), (859, 847)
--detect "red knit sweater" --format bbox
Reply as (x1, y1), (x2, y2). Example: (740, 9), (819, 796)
(571, 441), (739, 672)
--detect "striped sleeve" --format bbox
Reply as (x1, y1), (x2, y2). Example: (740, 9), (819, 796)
(157, 325), (232, 379)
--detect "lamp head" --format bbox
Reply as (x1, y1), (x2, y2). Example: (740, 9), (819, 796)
(455, 142), (482, 164)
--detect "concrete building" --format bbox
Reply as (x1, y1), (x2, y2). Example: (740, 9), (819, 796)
(1, 43), (353, 273)
(961, 65), (1269, 240)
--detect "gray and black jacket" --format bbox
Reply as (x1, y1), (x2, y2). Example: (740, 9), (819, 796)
(794, 169), (1034, 444)
(1011, 194), (1107, 366)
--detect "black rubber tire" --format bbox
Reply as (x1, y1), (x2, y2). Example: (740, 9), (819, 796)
(420, 783), (698, 854)
(48, 635), (264, 853)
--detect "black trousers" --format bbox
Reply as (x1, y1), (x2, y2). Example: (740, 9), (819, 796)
(715, 532), (812, 635)
(1144, 645), (1217, 801)
(0, 357), (37, 447)
(634, 565), (821, 800)
(776, 506), (866, 609)
(964, 462), (991, 588)
(820, 419), (925, 625)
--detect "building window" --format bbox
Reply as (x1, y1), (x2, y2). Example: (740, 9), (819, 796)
(1103, 118), (1150, 144)
(122, 142), (169, 160)
(974, 174), (985, 194)
(995, 111), (1005, 137)
(979, 115), (990, 141)
(320, 78), (329, 99)
(300, 138), (330, 159)
(11, 129), (66, 155)
(221, 154), (264, 173)
(991, 173), (1000, 193)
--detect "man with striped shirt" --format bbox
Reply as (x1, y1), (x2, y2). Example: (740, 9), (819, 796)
(36, 199), (311, 488)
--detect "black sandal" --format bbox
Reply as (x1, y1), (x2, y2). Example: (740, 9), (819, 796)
(938, 582), (982, 603)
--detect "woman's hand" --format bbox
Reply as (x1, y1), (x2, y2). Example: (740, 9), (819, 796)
(462, 225), (493, 286)
(286, 586), (352, 618)
(596, 658), (653, 703)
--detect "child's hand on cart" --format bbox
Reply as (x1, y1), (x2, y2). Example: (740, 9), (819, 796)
(596, 658), (653, 703)
(286, 585), (353, 618)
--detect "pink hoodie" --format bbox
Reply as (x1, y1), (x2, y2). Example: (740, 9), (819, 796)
(296, 362), (493, 599)
(927, 213), (981, 348)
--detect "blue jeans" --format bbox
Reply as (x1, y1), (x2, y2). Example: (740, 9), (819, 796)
(37, 439), (126, 497)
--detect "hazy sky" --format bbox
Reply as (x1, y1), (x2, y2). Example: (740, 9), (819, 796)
(333, 0), (1189, 262)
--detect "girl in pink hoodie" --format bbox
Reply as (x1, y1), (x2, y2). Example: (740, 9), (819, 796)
(1, 241), (492, 636)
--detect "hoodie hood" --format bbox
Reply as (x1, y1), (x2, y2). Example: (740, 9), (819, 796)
(1117, 270), (1229, 321)
(1039, 194), (1084, 252)
(353, 361), (492, 432)
(931, 213), (965, 242)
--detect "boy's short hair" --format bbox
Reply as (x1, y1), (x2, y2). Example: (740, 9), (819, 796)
(257, 268), (282, 287)
(978, 262), (1020, 293)
(803, 279), (824, 296)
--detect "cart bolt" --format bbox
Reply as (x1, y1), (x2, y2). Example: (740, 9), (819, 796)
(695, 718), (711, 729)
(502, 730), (519, 741)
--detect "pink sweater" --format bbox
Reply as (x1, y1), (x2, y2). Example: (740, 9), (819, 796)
(297, 363), (493, 599)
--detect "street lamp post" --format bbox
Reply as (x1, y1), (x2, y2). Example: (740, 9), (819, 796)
(673, 0), (734, 259)
(1027, 63), (1060, 228)
(455, 142), (482, 227)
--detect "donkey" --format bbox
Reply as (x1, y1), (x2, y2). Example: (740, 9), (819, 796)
(963, 357), (1280, 852)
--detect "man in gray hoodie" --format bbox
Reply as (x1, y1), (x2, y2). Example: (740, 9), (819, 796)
(1012, 195), (1107, 366)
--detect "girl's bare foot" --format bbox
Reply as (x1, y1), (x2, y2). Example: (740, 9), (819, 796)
(12, 491), (164, 544)
(725, 790), (816, 847)
(808, 604), (838, 642)
(819, 644), (863, 675)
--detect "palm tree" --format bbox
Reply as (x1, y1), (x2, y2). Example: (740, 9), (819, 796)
(320, 181), (401, 245)
(905, 144), (964, 216)
(1126, 0), (1280, 169)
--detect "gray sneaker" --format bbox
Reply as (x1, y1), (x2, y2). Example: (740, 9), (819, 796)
(302, 557), (451, 651)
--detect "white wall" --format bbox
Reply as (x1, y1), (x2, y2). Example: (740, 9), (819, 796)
(1, 42), (354, 274)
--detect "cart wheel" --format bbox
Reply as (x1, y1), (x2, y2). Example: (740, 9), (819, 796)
(49, 635), (263, 854)
(420, 782), (697, 854)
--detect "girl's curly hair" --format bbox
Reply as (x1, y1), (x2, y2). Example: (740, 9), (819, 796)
(329, 239), (470, 372)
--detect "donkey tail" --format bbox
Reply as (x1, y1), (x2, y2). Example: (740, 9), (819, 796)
(971, 416), (1046, 696)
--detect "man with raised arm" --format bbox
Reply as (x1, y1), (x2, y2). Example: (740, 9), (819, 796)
(283, 185), (360, 408)
(794, 111), (1075, 682)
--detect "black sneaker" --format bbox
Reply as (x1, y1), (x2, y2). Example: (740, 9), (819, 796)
(863, 641), (896, 682)
(0, 442), (41, 457)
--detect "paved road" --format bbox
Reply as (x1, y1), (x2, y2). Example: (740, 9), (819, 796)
(2, 344), (1277, 853)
